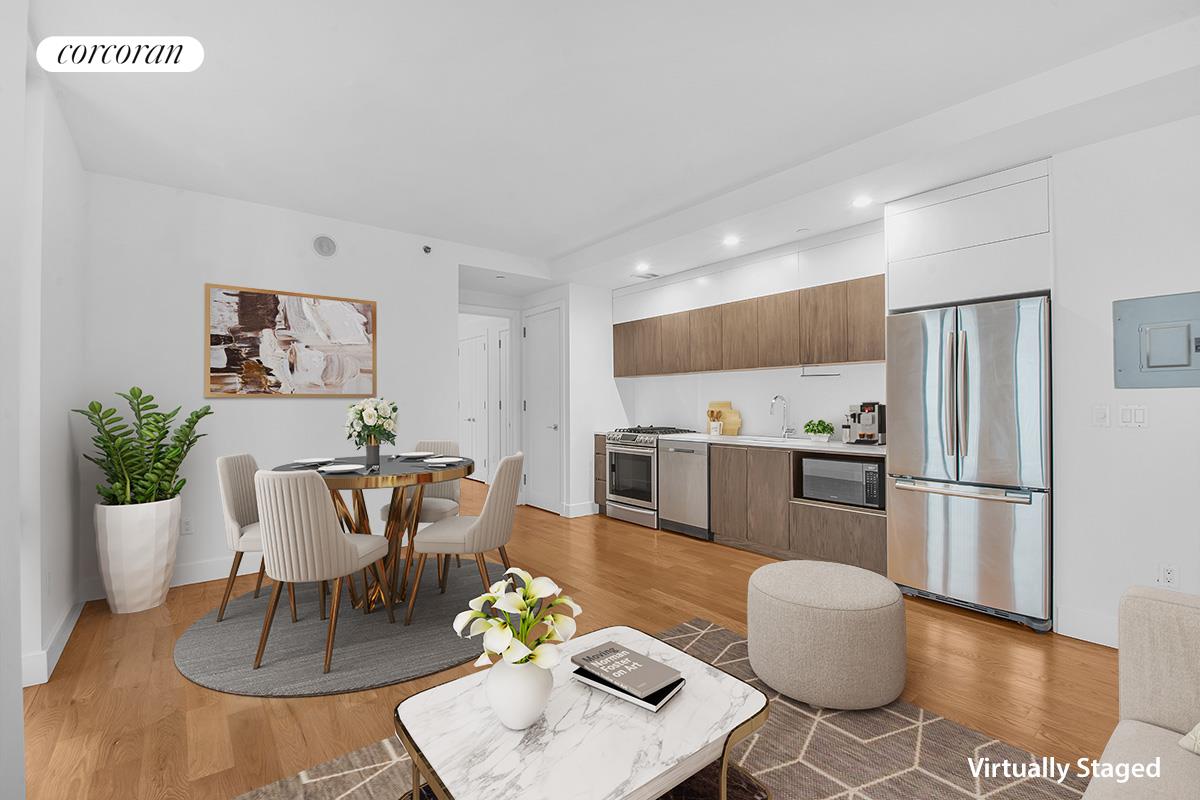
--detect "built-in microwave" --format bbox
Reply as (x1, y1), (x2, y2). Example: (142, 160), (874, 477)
(800, 456), (884, 510)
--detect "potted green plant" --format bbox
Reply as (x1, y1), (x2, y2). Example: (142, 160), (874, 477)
(803, 419), (835, 443)
(75, 387), (212, 613)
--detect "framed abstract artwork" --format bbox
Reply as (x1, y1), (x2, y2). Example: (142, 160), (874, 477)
(205, 283), (377, 398)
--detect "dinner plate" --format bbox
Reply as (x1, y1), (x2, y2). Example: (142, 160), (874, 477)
(318, 463), (363, 474)
(294, 457), (334, 464)
(423, 456), (464, 464)
(396, 451), (435, 459)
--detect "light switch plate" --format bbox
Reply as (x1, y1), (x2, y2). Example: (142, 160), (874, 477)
(1118, 404), (1148, 428)
(1091, 404), (1111, 427)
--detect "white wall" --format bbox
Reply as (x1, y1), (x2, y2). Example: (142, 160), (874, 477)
(566, 284), (628, 515)
(612, 227), (886, 434)
(1, 10), (30, 797)
(19, 75), (89, 686)
(75, 174), (520, 599)
(1051, 114), (1200, 646)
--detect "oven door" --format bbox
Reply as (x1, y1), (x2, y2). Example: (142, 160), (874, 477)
(607, 445), (657, 509)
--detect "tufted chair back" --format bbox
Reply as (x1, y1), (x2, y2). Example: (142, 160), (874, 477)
(415, 440), (461, 501)
(254, 470), (362, 583)
(216, 454), (259, 551)
(467, 452), (523, 553)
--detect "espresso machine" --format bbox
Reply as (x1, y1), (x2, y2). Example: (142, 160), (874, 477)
(842, 402), (886, 445)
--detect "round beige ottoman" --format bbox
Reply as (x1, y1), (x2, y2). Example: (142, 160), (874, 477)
(747, 560), (906, 709)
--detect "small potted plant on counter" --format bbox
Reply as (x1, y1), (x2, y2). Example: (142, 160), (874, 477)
(75, 387), (212, 614)
(804, 419), (835, 442)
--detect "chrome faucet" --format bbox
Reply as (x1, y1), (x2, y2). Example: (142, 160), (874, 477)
(769, 395), (795, 438)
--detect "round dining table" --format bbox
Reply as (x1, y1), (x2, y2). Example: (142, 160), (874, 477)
(273, 455), (475, 612)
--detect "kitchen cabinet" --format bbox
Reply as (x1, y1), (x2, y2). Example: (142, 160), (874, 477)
(594, 434), (607, 514)
(746, 448), (790, 551)
(612, 274), (885, 377)
(721, 298), (759, 370)
(659, 311), (692, 374)
(845, 275), (885, 361)
(788, 499), (886, 575)
(799, 281), (847, 364)
(690, 305), (723, 372)
(613, 322), (636, 377)
(709, 445), (748, 542)
(757, 290), (800, 368)
(632, 316), (662, 375)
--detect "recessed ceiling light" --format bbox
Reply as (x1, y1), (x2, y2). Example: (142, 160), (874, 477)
(722, 234), (740, 247)
(635, 262), (650, 272)
(851, 195), (873, 208)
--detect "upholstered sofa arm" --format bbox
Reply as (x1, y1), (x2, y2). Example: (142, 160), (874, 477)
(1118, 586), (1200, 735)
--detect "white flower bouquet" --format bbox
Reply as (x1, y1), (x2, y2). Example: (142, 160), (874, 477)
(453, 568), (582, 669)
(345, 397), (398, 448)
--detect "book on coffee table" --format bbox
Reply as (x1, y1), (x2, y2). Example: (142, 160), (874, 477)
(571, 667), (685, 712)
(571, 641), (682, 699)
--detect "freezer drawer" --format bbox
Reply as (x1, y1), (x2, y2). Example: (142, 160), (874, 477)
(886, 478), (1050, 622)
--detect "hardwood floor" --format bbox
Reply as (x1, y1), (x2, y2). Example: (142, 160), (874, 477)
(23, 480), (1118, 798)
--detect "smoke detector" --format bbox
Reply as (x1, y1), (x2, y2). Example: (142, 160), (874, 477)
(631, 271), (661, 280)
(313, 235), (337, 257)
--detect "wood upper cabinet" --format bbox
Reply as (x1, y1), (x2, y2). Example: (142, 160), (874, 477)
(757, 291), (800, 368)
(613, 322), (637, 377)
(746, 448), (791, 551)
(845, 275), (886, 362)
(721, 298), (759, 370)
(659, 311), (692, 374)
(632, 316), (662, 375)
(709, 445), (748, 542)
(690, 305), (723, 372)
(612, 274), (884, 377)
(799, 281), (848, 365)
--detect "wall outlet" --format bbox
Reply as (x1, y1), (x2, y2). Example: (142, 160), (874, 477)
(1157, 564), (1177, 586)
(182, 518), (194, 536)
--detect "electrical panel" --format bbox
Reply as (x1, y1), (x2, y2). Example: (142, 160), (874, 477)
(1113, 291), (1200, 388)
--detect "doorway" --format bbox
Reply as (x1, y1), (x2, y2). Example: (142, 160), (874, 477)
(457, 312), (514, 485)
(521, 305), (563, 513)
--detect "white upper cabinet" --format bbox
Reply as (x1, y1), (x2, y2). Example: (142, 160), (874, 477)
(885, 160), (1052, 310)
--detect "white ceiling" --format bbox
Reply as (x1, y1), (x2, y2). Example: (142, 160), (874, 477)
(32, 0), (1200, 268)
(459, 264), (556, 298)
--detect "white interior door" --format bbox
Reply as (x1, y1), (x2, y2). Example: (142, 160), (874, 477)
(458, 334), (488, 482)
(497, 328), (512, 459)
(522, 307), (562, 513)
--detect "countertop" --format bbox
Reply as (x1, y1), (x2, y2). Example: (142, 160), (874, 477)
(659, 432), (886, 457)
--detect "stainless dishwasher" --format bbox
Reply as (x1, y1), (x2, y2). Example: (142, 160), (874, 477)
(657, 439), (710, 540)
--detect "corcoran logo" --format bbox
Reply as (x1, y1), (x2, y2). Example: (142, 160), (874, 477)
(37, 36), (204, 73)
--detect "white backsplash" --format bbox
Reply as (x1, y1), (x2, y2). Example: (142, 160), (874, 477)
(615, 362), (885, 435)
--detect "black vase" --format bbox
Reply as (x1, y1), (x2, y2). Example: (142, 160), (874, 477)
(365, 443), (381, 468)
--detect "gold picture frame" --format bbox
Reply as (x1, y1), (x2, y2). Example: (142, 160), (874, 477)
(205, 283), (377, 398)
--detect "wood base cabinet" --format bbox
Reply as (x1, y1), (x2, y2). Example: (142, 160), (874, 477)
(709, 446), (748, 542)
(711, 445), (791, 554)
(788, 499), (886, 575)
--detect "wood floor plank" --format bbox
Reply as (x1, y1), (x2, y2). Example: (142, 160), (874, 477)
(23, 479), (1118, 798)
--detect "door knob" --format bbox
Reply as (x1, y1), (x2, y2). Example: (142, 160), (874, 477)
(549, 424), (559, 430)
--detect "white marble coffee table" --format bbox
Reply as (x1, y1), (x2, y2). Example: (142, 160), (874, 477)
(393, 625), (768, 800)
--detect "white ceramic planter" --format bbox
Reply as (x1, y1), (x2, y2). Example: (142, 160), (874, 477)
(94, 496), (182, 614)
(485, 658), (554, 730)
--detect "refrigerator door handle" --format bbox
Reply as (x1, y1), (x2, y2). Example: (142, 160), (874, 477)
(893, 479), (1032, 505)
(944, 331), (957, 458)
(956, 330), (968, 457)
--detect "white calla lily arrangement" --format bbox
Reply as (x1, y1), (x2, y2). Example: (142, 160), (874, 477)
(453, 568), (582, 669)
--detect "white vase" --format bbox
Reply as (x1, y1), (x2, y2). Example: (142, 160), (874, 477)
(94, 496), (182, 614)
(485, 658), (554, 730)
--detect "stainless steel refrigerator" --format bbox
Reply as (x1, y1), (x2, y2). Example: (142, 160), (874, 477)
(885, 296), (1051, 630)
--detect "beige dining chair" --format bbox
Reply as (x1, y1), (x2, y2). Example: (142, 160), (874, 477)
(404, 452), (523, 625)
(378, 439), (462, 526)
(253, 469), (394, 673)
(216, 454), (271, 622)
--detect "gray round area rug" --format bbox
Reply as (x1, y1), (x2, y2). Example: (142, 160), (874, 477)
(174, 560), (504, 697)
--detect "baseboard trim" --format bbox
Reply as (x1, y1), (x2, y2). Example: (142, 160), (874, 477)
(79, 552), (265, 604)
(22, 600), (84, 686)
(562, 501), (598, 518)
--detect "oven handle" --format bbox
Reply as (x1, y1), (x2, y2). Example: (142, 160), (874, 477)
(607, 445), (656, 457)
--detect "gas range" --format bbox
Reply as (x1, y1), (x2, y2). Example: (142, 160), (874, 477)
(605, 426), (696, 448)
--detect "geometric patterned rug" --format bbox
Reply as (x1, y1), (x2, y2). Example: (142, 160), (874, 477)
(238, 619), (1090, 800)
